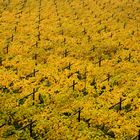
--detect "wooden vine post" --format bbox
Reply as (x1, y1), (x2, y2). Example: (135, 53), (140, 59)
(70, 80), (77, 92)
(90, 45), (96, 52)
(128, 53), (131, 62)
(119, 97), (122, 111)
(39, 93), (44, 104)
(95, 57), (103, 67)
(33, 69), (37, 77)
(63, 38), (66, 44)
(32, 88), (36, 105)
(77, 107), (83, 122)
(19, 120), (36, 138)
(34, 53), (38, 65)
(102, 73), (111, 83)
(84, 67), (88, 90)
(71, 107), (84, 122)
(0, 57), (2, 66)
(63, 63), (72, 70)
(98, 57), (102, 67)
(29, 120), (33, 137)
(109, 98), (126, 111)
(63, 49), (69, 57)
(78, 108), (81, 122)
(19, 88), (37, 105)
(4, 44), (9, 54)
(11, 34), (14, 42)
(25, 69), (39, 79)
(107, 73), (111, 82)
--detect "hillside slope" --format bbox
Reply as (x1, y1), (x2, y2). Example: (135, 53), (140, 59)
(0, 0), (140, 139)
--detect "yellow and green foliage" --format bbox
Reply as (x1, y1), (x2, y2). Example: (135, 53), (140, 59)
(0, 0), (140, 139)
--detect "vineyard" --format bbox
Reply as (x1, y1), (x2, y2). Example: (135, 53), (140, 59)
(0, 0), (140, 139)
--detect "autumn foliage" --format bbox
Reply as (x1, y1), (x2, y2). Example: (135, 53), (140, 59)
(0, 0), (140, 139)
